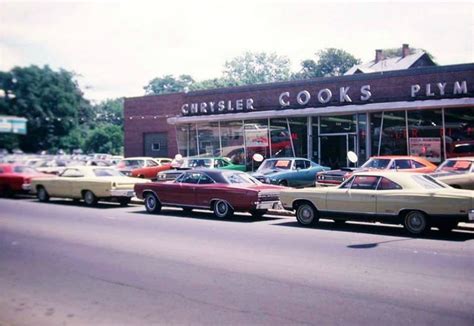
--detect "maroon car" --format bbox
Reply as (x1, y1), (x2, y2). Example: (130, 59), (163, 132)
(0, 164), (52, 196)
(134, 169), (284, 218)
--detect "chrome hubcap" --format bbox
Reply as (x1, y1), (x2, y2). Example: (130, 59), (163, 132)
(146, 196), (156, 209)
(299, 205), (314, 224)
(217, 202), (227, 215)
(407, 212), (425, 232)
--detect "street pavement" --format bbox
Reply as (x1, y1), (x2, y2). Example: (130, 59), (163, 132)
(1, 197), (473, 325)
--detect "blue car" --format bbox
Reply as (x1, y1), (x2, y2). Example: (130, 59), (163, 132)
(252, 157), (330, 187)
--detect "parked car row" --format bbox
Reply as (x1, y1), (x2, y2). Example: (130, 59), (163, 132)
(1, 153), (473, 237)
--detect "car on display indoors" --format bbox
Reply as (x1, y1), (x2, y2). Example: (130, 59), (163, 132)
(431, 157), (474, 190)
(156, 156), (246, 181)
(251, 157), (330, 187)
(0, 164), (53, 196)
(30, 166), (150, 206)
(280, 171), (474, 235)
(135, 169), (284, 218)
(315, 155), (438, 187)
(116, 157), (170, 177)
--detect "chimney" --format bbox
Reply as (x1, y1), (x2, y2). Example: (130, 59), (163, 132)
(375, 49), (383, 63)
(402, 43), (410, 58)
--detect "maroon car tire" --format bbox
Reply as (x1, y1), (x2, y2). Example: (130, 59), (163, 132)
(213, 200), (234, 219)
(145, 193), (161, 214)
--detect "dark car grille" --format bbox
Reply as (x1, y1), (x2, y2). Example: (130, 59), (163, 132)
(320, 175), (344, 182)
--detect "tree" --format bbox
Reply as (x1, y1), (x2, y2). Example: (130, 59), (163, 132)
(0, 65), (91, 153)
(222, 52), (291, 85)
(143, 75), (195, 95)
(91, 98), (124, 126)
(295, 48), (361, 79)
(189, 78), (235, 91)
(84, 124), (123, 155)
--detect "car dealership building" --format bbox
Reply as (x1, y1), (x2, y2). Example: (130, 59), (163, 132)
(124, 51), (474, 169)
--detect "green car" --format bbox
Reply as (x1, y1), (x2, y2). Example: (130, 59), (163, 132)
(156, 157), (246, 181)
(184, 157), (246, 171)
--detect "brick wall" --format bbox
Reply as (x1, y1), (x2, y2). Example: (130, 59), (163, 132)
(124, 64), (474, 157)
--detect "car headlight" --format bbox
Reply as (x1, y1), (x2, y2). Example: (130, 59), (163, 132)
(317, 175), (324, 180)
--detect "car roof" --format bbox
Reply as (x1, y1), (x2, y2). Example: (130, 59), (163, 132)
(264, 157), (307, 160)
(445, 156), (474, 161)
(122, 157), (155, 160)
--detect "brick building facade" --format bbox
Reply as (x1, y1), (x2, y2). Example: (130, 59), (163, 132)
(124, 63), (474, 169)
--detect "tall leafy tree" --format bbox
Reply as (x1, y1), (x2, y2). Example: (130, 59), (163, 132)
(144, 74), (195, 95)
(222, 52), (291, 85)
(0, 65), (90, 152)
(84, 124), (123, 155)
(91, 98), (124, 126)
(295, 48), (361, 79)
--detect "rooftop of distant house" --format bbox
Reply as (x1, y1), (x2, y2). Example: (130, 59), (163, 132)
(345, 44), (436, 75)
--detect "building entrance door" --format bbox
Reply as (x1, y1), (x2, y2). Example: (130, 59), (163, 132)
(319, 134), (356, 169)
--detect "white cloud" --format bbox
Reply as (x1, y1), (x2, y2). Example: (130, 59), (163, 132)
(0, 0), (472, 101)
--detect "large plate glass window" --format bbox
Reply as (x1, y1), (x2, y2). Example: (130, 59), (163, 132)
(197, 122), (220, 157)
(407, 109), (443, 163)
(269, 118), (292, 157)
(371, 111), (407, 156)
(176, 124), (198, 157)
(220, 120), (245, 165)
(444, 107), (474, 158)
(288, 117), (308, 158)
(243, 119), (270, 168)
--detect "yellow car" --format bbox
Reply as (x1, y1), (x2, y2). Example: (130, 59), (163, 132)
(280, 171), (474, 235)
(31, 166), (149, 206)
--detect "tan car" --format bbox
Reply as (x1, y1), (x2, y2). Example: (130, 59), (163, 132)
(280, 171), (474, 235)
(31, 166), (149, 206)
(432, 157), (474, 190)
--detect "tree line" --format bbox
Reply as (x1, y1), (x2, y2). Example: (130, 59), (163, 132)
(0, 47), (428, 154)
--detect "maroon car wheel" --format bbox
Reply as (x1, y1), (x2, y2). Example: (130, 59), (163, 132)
(213, 200), (234, 218)
(145, 193), (161, 214)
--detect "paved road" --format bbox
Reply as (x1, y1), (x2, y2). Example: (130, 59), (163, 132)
(1, 197), (474, 325)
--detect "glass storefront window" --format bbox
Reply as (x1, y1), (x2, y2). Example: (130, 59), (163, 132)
(371, 111), (407, 156)
(444, 107), (474, 158)
(407, 109), (443, 163)
(176, 124), (197, 157)
(197, 122), (220, 157)
(320, 115), (356, 134)
(357, 113), (367, 164)
(288, 117), (308, 158)
(220, 120), (245, 165)
(243, 119), (270, 168)
(269, 118), (292, 157)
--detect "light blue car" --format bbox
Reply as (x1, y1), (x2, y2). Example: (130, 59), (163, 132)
(251, 157), (330, 187)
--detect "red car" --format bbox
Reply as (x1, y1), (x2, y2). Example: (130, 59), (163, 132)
(0, 164), (52, 196)
(316, 155), (438, 187)
(130, 163), (172, 179)
(134, 169), (284, 218)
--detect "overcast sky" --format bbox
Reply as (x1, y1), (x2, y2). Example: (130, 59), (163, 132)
(1, 0), (472, 102)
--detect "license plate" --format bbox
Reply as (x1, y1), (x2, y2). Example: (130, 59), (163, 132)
(127, 191), (135, 197)
(469, 210), (474, 221)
